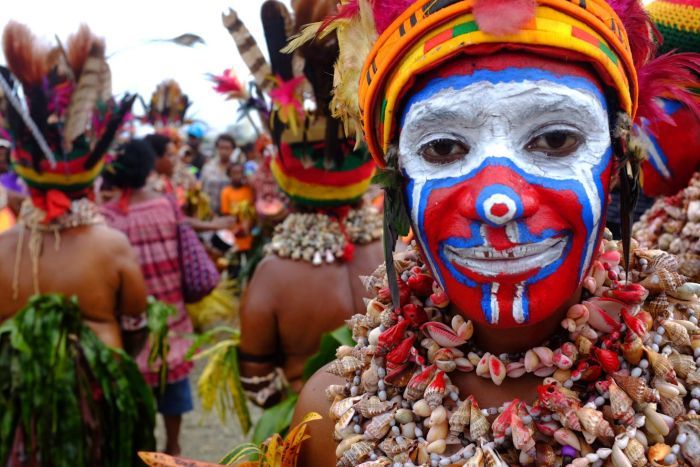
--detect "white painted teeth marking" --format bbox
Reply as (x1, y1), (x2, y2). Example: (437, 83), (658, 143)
(505, 221), (519, 244)
(480, 224), (490, 247)
(490, 282), (500, 324)
(443, 237), (567, 277)
(512, 283), (526, 323)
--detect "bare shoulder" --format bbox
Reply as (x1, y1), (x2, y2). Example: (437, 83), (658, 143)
(86, 224), (133, 253)
(292, 364), (344, 467)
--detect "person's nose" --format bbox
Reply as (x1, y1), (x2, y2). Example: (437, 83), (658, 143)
(459, 182), (539, 226)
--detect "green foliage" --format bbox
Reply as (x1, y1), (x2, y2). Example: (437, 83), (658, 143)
(190, 326), (252, 434)
(146, 297), (177, 393)
(302, 326), (354, 381)
(0, 294), (155, 466)
(251, 393), (299, 445)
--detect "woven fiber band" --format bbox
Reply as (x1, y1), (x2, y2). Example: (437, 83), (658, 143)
(358, 0), (637, 166)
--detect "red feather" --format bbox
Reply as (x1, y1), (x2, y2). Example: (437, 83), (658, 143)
(636, 52), (700, 128)
(372, 0), (415, 34)
(318, 0), (360, 35)
(66, 24), (104, 78)
(607, 0), (658, 67)
(2, 21), (50, 86)
(473, 0), (536, 36)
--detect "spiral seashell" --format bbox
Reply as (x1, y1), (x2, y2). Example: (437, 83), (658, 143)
(482, 444), (508, 467)
(646, 347), (679, 384)
(658, 268), (687, 294)
(420, 321), (467, 348)
(677, 415), (700, 466)
(334, 408), (356, 440)
(379, 309), (397, 329)
(577, 407), (614, 442)
(613, 373), (659, 403)
(378, 436), (415, 457)
(365, 410), (397, 440)
(659, 394), (686, 419)
(646, 292), (671, 319)
(623, 437), (648, 467)
(357, 395), (393, 418)
(327, 356), (365, 377)
(622, 334), (644, 365)
(447, 398), (471, 443)
(356, 459), (392, 467)
(403, 365), (436, 401)
(651, 252), (680, 273)
(609, 379), (635, 425)
(663, 320), (692, 347)
(424, 371), (446, 409)
(575, 335), (594, 356)
(330, 395), (362, 419)
(669, 350), (697, 379)
(337, 440), (374, 467)
(469, 402), (490, 440)
(464, 447), (484, 467)
(326, 385), (348, 400)
(336, 434), (365, 457)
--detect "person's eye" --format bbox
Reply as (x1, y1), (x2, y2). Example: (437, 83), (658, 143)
(418, 138), (470, 164)
(525, 130), (582, 157)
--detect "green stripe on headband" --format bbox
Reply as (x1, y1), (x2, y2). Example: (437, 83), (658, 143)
(284, 192), (365, 208)
(289, 143), (372, 172)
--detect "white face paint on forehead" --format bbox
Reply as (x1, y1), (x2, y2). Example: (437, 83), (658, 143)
(396, 70), (614, 326)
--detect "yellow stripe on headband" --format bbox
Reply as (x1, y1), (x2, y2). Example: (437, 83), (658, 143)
(14, 160), (105, 188)
(358, 0), (637, 166)
(270, 159), (374, 201)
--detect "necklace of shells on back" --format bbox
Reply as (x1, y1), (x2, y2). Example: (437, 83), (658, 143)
(325, 232), (700, 467)
(265, 206), (383, 265)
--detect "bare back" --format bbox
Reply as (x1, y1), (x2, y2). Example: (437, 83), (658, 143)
(0, 224), (147, 348)
(239, 241), (383, 392)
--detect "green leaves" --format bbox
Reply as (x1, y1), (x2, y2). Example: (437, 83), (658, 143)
(0, 294), (155, 466)
(302, 326), (354, 381)
(146, 297), (177, 392)
(251, 393), (299, 445)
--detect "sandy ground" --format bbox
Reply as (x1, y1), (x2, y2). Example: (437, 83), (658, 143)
(154, 359), (262, 462)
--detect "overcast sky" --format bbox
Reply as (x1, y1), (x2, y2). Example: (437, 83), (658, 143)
(1, 1), (292, 137)
(1, 0), (655, 138)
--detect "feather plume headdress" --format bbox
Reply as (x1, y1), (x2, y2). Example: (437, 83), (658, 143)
(144, 79), (191, 128)
(1, 21), (135, 217)
(218, 1), (376, 208)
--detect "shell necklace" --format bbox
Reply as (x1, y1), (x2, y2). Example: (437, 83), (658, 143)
(327, 237), (700, 467)
(265, 206), (382, 265)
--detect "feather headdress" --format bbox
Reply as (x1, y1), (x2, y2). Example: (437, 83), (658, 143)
(1, 21), (135, 210)
(144, 79), (190, 128)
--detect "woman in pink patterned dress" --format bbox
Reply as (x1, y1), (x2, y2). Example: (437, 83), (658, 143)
(101, 138), (193, 455)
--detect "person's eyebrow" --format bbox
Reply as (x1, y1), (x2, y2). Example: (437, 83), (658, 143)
(513, 94), (601, 123)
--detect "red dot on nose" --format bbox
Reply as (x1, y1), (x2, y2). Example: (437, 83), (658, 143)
(490, 202), (510, 218)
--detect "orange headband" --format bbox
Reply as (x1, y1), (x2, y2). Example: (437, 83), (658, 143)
(358, 0), (638, 166)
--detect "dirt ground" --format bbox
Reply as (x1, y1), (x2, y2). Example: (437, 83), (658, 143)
(154, 359), (262, 462)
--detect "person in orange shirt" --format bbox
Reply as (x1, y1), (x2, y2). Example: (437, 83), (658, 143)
(220, 162), (255, 252)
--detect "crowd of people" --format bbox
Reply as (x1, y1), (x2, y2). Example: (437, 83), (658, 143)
(2, 0), (700, 466)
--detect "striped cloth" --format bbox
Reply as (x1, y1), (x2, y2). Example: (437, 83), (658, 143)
(101, 196), (193, 386)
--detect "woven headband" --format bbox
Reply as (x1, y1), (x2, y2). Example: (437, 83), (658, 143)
(358, 0), (637, 166)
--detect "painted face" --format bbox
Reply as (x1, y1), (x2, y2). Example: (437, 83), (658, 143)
(399, 67), (613, 328)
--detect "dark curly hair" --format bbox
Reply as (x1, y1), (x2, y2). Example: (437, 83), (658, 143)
(103, 139), (156, 189)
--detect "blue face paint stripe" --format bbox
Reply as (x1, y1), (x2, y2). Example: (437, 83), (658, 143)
(481, 284), (492, 324)
(400, 68), (606, 127)
(412, 156), (607, 290)
(475, 184), (523, 226)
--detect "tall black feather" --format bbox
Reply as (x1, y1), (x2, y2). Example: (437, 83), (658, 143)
(618, 161), (640, 280)
(85, 94), (137, 169)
